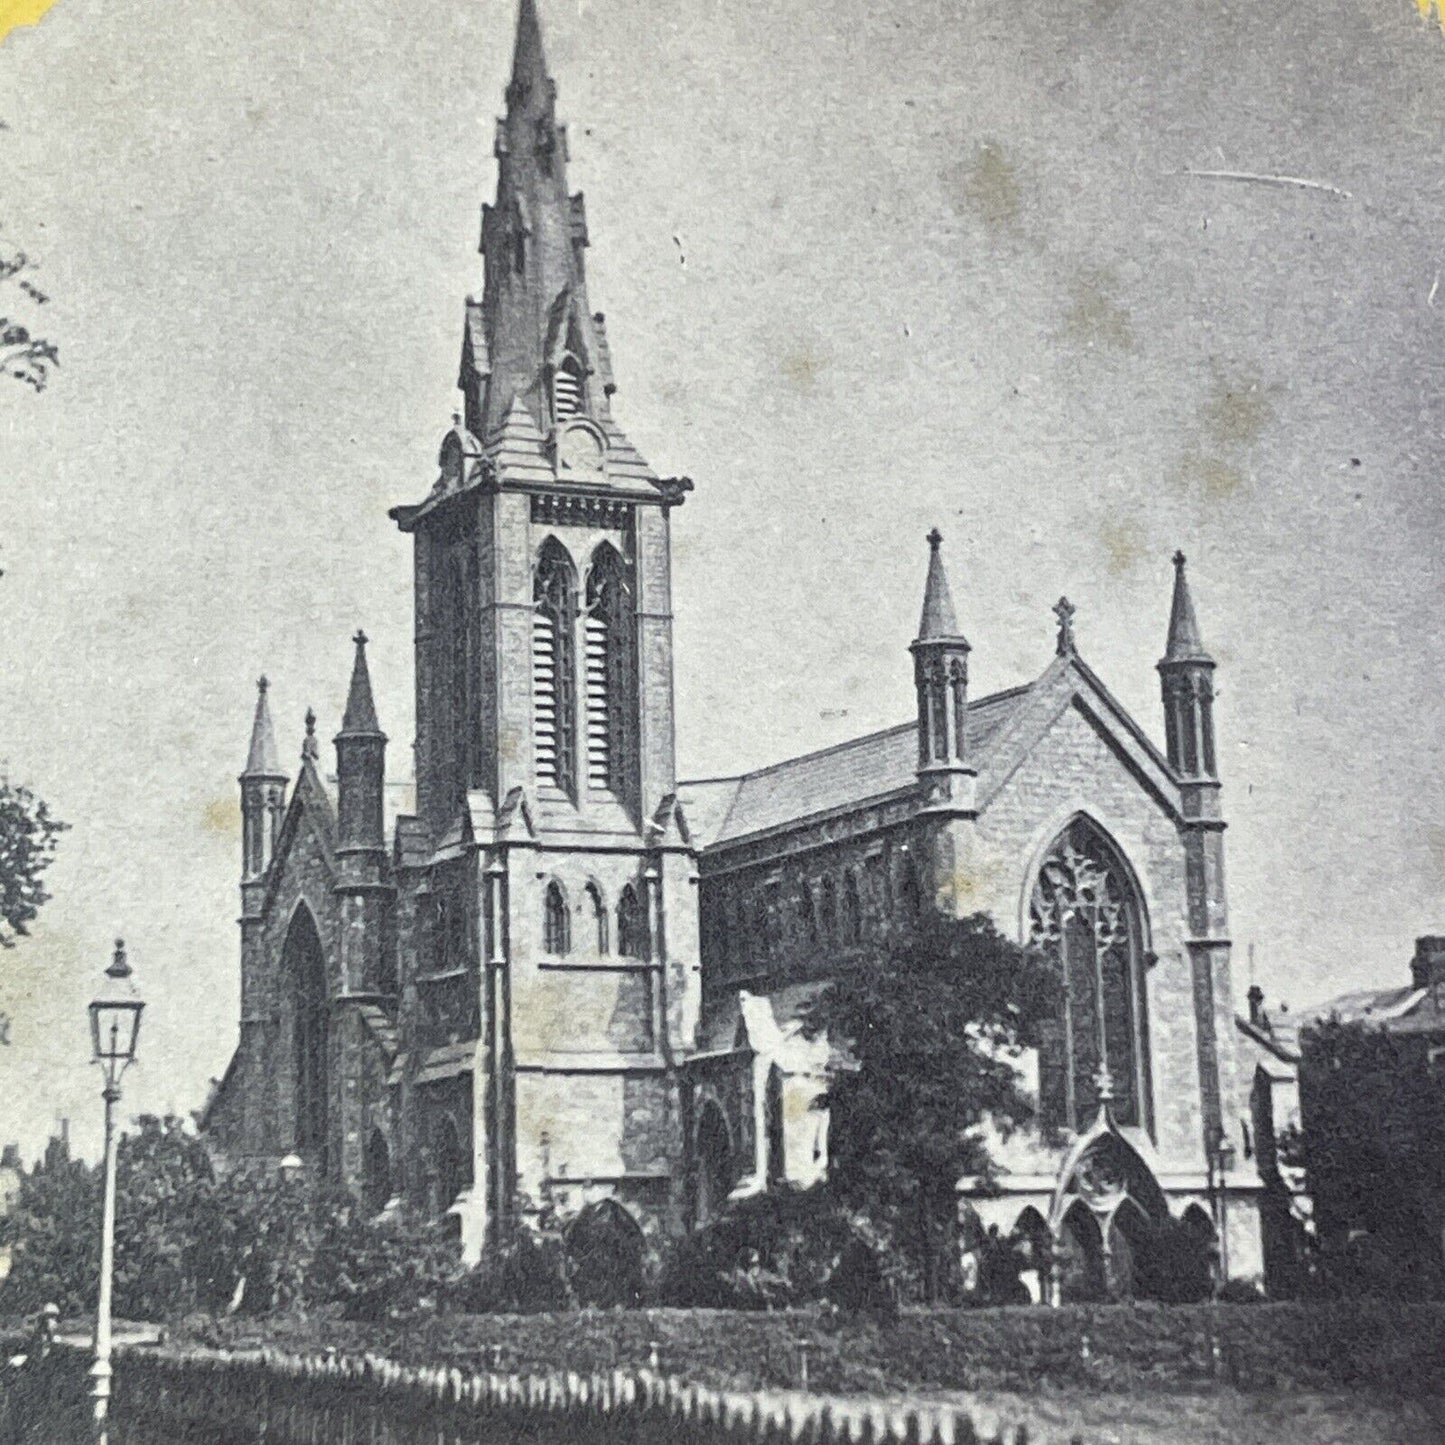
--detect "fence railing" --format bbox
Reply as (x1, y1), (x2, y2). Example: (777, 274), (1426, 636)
(33, 1342), (1060, 1445)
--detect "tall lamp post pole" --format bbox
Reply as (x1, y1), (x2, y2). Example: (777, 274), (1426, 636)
(88, 940), (145, 1445)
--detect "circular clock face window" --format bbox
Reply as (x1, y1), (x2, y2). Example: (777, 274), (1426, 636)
(558, 422), (605, 475)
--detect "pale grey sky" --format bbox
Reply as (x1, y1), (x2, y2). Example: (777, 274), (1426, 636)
(1, 0), (1442, 1160)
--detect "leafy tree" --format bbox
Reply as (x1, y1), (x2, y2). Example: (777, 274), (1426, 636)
(0, 776), (68, 950)
(0, 1132), (98, 1315)
(1296, 1016), (1445, 1299)
(801, 910), (1057, 1302)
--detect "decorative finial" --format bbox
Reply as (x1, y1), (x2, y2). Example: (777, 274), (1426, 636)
(1173, 549), (1187, 571)
(302, 708), (320, 762)
(1053, 596), (1077, 656)
(451, 411), (462, 429)
(1093, 1062), (1116, 1105)
(353, 629), (368, 649)
(107, 939), (131, 980)
(257, 675), (269, 695)
(927, 528), (943, 552)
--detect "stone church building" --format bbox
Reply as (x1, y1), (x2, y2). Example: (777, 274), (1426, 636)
(204, 0), (1267, 1296)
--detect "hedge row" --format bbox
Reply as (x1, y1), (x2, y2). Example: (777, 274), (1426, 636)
(184, 1300), (1445, 1396)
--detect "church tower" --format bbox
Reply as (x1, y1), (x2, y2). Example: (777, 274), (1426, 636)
(389, 0), (699, 1255)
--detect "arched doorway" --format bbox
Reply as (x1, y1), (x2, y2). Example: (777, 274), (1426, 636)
(432, 1114), (466, 1219)
(694, 1101), (733, 1227)
(567, 1200), (645, 1307)
(285, 906), (329, 1171)
(1057, 1201), (1106, 1302)
(363, 1129), (391, 1218)
(1106, 1198), (1153, 1301)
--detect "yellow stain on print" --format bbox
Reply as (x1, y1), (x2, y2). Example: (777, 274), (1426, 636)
(1419, 0), (1445, 31)
(0, 0), (61, 43)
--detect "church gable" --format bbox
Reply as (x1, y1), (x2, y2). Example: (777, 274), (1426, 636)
(262, 759), (338, 917)
(975, 655), (1182, 827)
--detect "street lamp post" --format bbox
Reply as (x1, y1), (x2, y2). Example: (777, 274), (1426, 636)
(87, 939), (144, 1445)
(1205, 1123), (1237, 1292)
(1215, 1135), (1236, 1286)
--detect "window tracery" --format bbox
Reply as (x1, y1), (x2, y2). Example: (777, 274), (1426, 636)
(1029, 819), (1150, 1132)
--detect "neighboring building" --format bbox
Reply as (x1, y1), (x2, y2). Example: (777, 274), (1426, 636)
(203, 0), (1269, 1294)
(1262, 936), (1445, 1284)
(1235, 988), (1309, 1296)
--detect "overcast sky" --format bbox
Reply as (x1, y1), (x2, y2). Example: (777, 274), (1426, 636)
(1, 0), (1442, 1161)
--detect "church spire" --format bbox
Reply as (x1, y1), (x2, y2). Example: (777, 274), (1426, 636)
(469, 0), (599, 441)
(1158, 552), (1218, 780)
(239, 677), (287, 884)
(917, 528), (964, 641)
(509, 0), (552, 107)
(335, 632), (387, 857)
(242, 676), (283, 778)
(340, 630), (381, 735)
(910, 531), (975, 811)
(1164, 549), (1212, 664)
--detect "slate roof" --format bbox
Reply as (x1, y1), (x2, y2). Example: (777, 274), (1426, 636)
(679, 684), (1030, 848)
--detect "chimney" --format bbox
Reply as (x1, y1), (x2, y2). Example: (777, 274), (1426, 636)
(1247, 984), (1266, 1028)
(1411, 936), (1445, 991)
(0, 1143), (19, 1170)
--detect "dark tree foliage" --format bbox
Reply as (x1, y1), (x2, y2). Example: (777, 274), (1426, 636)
(1297, 1016), (1445, 1299)
(658, 1186), (895, 1312)
(800, 911), (1058, 1302)
(0, 777), (68, 949)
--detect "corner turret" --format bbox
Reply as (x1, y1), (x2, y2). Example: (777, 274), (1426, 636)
(910, 529), (975, 813)
(1158, 551), (1218, 787)
(239, 677), (288, 884)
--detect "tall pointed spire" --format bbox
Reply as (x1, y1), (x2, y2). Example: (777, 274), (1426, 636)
(1164, 551), (1212, 663)
(1158, 551), (1219, 781)
(509, 0), (551, 104)
(340, 630), (382, 735)
(242, 677), (284, 777)
(917, 529), (965, 641)
(240, 677), (287, 885)
(910, 531), (975, 811)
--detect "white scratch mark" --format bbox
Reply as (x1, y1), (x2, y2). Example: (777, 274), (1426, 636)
(1177, 169), (1352, 200)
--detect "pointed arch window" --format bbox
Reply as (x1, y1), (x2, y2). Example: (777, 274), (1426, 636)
(554, 354), (585, 421)
(586, 882), (609, 955)
(618, 881), (649, 961)
(584, 544), (637, 801)
(1029, 817), (1152, 1133)
(533, 539), (578, 797)
(543, 881), (571, 955)
(285, 907), (329, 1170)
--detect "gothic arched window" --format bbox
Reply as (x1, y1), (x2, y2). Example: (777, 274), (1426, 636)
(586, 882), (609, 954)
(1029, 817), (1152, 1133)
(533, 539), (578, 797)
(618, 881), (649, 961)
(543, 881), (571, 955)
(285, 906), (329, 1169)
(583, 544), (638, 801)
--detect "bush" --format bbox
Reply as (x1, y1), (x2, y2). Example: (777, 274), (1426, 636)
(658, 1187), (893, 1312)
